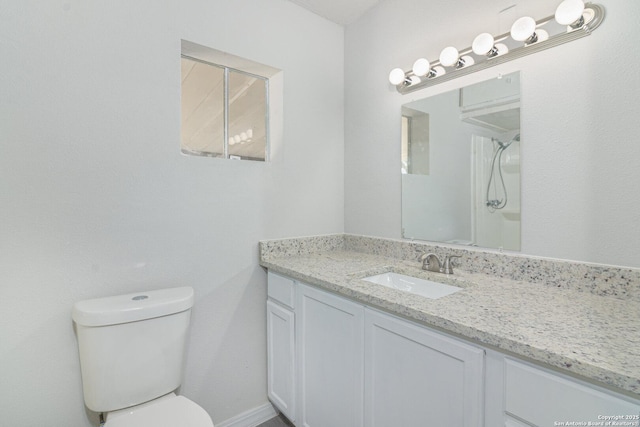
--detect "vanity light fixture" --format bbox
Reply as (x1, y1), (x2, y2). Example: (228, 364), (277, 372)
(388, 1), (605, 94)
(439, 47), (474, 69)
(555, 0), (591, 28)
(471, 33), (509, 57)
(413, 58), (433, 77)
(389, 67), (408, 85)
(412, 58), (446, 79)
(389, 68), (420, 86)
(510, 16), (549, 44)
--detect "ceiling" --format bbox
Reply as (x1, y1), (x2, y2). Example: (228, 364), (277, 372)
(287, 0), (384, 25)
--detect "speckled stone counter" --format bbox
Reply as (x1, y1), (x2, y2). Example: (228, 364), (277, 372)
(259, 234), (640, 398)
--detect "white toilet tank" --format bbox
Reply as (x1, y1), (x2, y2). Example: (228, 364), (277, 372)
(72, 287), (194, 413)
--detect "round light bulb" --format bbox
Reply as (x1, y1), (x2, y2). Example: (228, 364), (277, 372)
(439, 46), (460, 67)
(555, 0), (585, 25)
(510, 16), (537, 42)
(388, 68), (406, 85)
(229, 137), (235, 146)
(412, 58), (431, 77)
(240, 132), (248, 141)
(247, 129), (253, 139)
(234, 135), (241, 144)
(472, 33), (495, 55)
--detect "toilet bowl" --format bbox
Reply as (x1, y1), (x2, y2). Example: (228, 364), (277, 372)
(72, 287), (214, 427)
(104, 393), (213, 427)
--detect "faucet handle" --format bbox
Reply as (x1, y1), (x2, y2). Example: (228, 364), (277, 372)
(442, 255), (462, 274)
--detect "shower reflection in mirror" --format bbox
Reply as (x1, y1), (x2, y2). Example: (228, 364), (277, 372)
(401, 72), (521, 251)
(486, 133), (520, 212)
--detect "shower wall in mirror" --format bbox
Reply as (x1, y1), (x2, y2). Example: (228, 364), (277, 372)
(401, 72), (521, 251)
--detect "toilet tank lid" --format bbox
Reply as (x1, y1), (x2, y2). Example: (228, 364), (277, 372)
(72, 287), (194, 327)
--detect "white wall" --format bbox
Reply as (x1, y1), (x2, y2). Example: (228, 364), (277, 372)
(0, 1), (343, 425)
(345, 0), (640, 268)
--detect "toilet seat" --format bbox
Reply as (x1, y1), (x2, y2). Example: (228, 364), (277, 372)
(104, 393), (214, 427)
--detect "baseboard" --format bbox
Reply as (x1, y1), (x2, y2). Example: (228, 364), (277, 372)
(216, 402), (278, 427)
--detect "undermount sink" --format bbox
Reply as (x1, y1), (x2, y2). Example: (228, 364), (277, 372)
(363, 272), (462, 299)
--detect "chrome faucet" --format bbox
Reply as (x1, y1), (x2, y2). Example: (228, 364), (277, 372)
(418, 253), (461, 274)
(419, 253), (442, 272)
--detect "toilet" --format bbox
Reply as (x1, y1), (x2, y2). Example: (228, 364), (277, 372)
(72, 286), (214, 427)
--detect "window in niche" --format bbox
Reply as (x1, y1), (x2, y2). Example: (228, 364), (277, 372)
(180, 40), (280, 162)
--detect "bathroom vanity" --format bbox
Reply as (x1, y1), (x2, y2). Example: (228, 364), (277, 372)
(261, 235), (640, 427)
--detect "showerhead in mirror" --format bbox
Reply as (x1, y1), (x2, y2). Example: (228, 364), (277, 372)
(492, 133), (520, 149)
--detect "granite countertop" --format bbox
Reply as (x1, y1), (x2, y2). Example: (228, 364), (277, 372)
(260, 248), (640, 398)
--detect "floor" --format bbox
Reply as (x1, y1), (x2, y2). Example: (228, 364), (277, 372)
(257, 413), (294, 427)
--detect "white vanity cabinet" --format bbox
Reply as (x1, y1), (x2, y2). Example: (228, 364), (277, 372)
(297, 283), (364, 427)
(267, 272), (484, 427)
(266, 271), (640, 427)
(364, 308), (485, 427)
(266, 272), (296, 422)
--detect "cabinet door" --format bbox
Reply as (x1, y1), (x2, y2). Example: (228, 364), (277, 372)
(267, 300), (296, 422)
(364, 308), (485, 427)
(505, 359), (640, 426)
(297, 284), (364, 427)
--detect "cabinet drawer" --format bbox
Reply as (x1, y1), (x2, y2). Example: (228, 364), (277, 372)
(268, 271), (295, 308)
(505, 359), (640, 426)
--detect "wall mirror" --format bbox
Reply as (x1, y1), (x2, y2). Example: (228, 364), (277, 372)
(401, 72), (521, 251)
